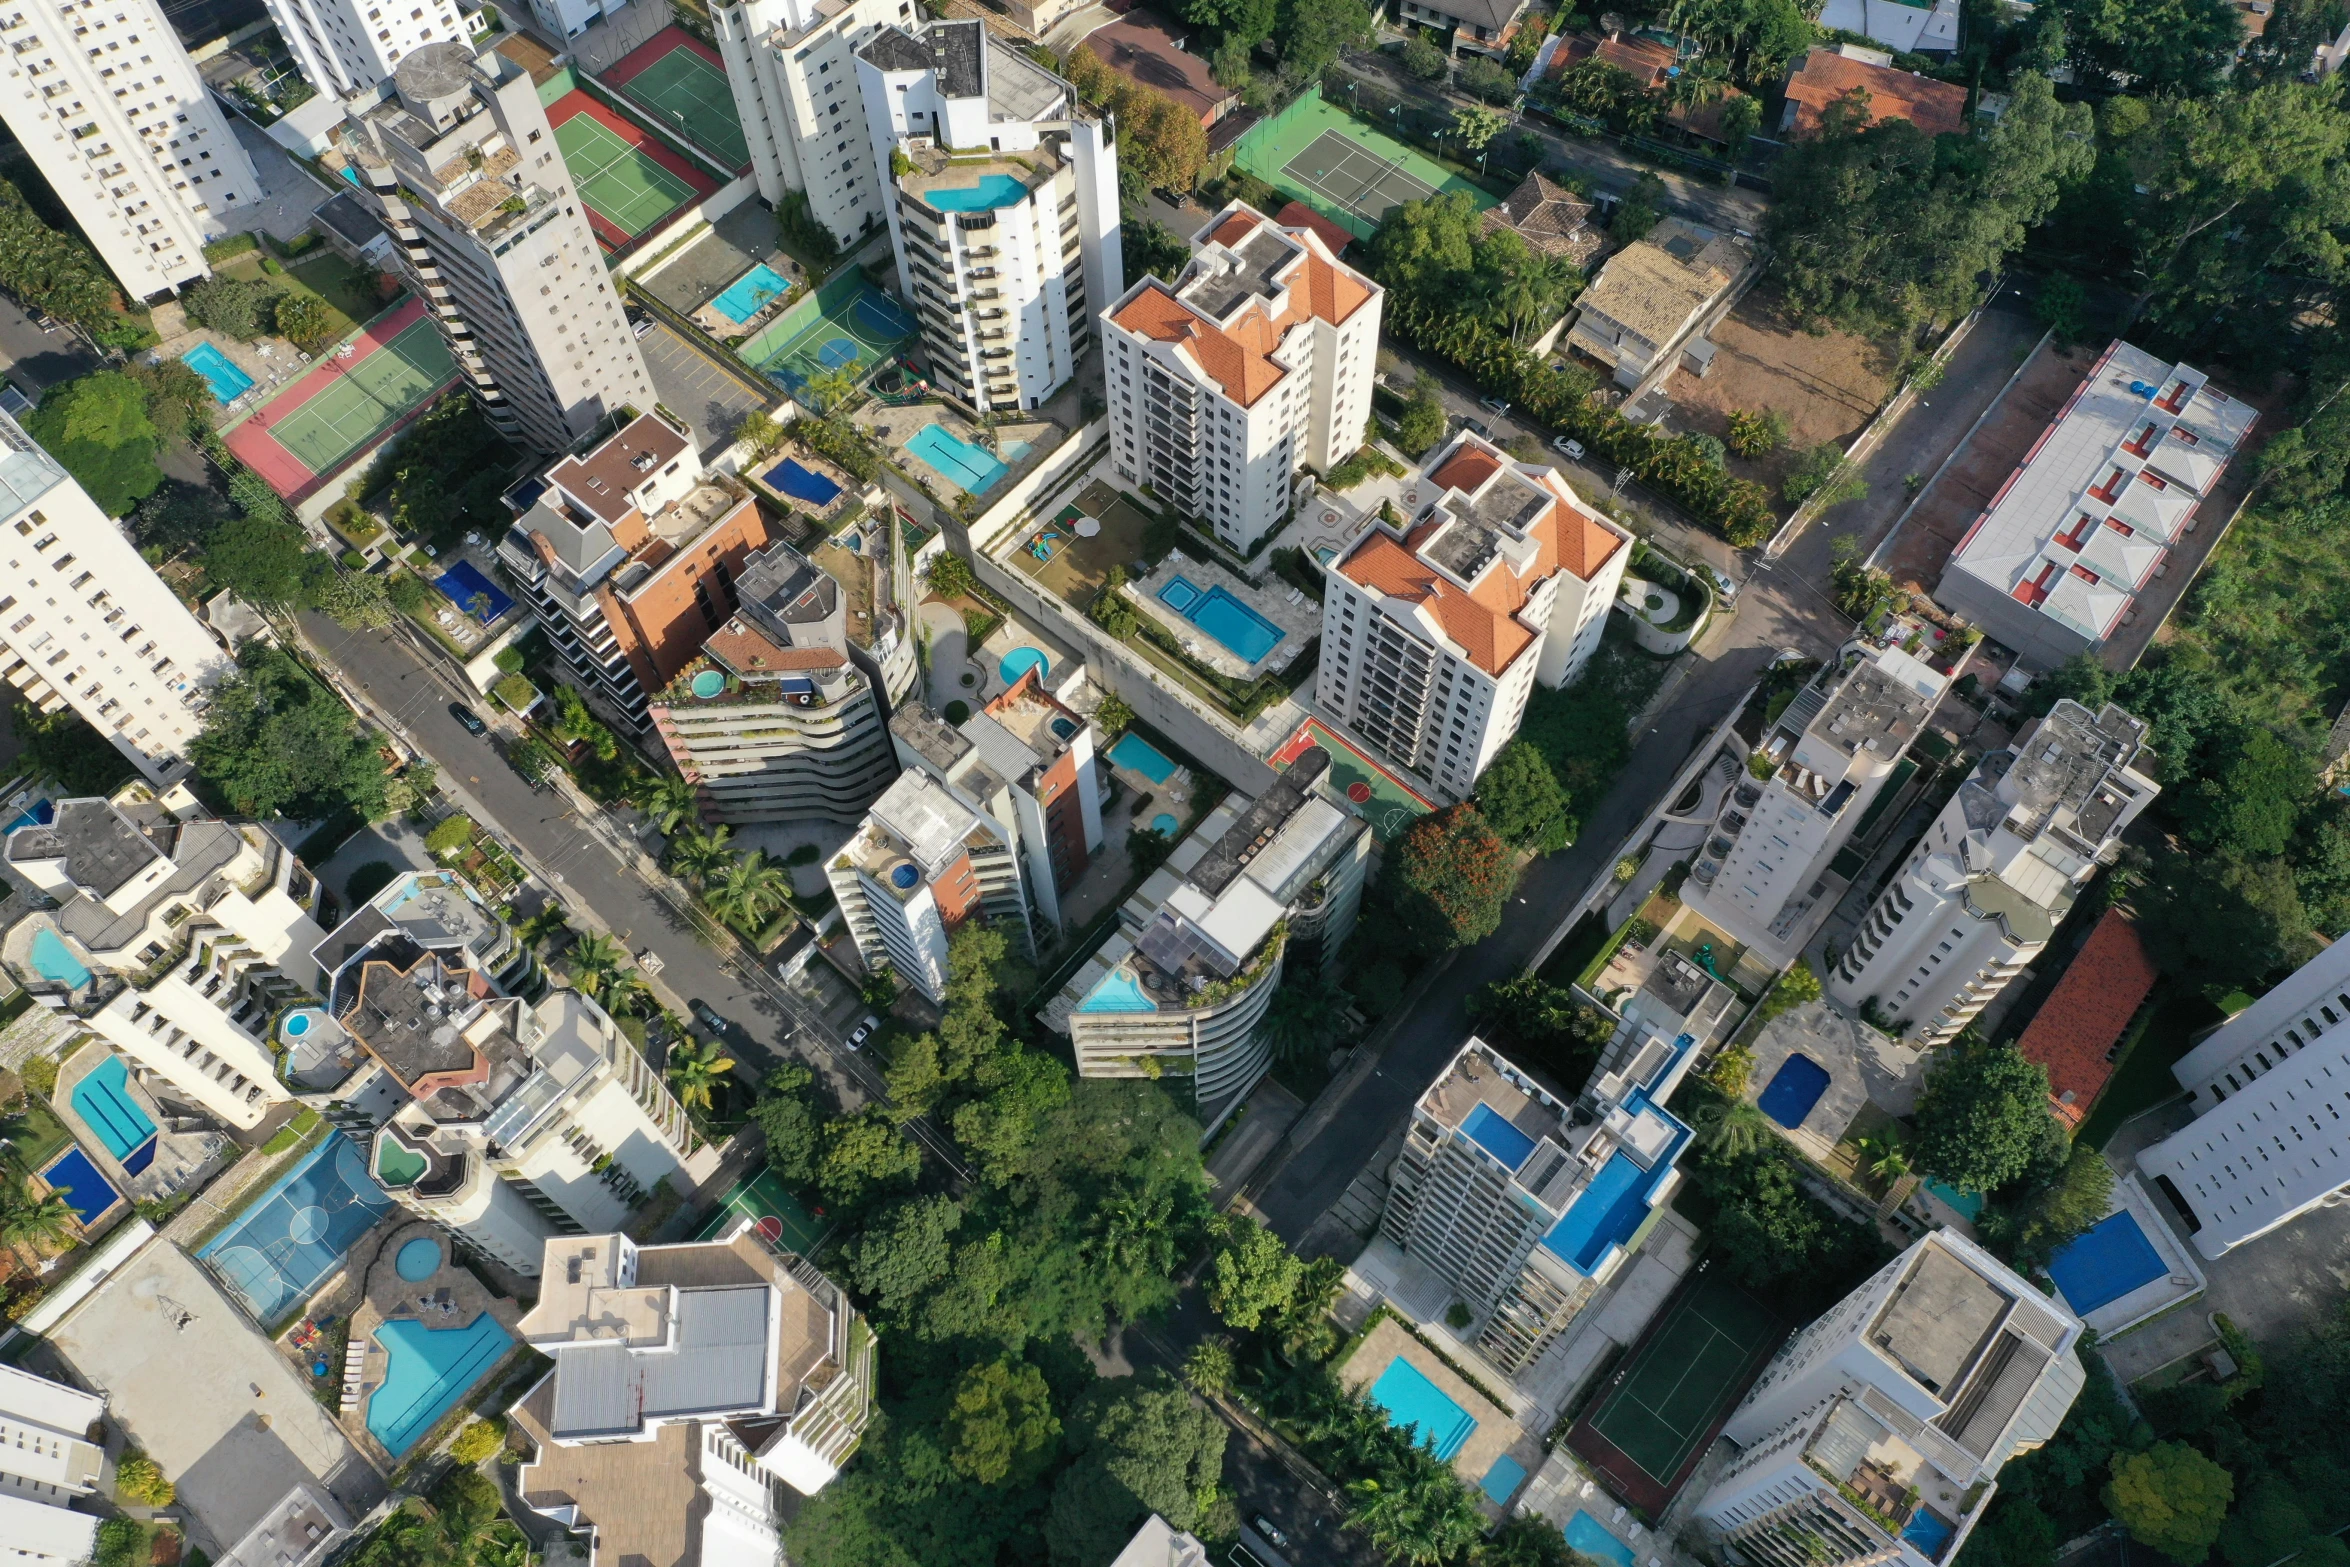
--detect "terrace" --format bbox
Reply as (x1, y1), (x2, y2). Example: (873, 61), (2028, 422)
(1123, 552), (1320, 681)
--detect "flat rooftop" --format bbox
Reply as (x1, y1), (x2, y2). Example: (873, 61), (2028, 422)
(1870, 1241), (2011, 1396)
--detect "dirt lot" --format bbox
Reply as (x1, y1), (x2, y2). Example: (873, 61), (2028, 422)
(1667, 283), (1905, 500)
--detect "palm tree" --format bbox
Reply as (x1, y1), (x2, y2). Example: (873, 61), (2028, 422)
(1696, 1098), (1771, 1158)
(567, 931), (627, 985)
(667, 825), (735, 886)
(1262, 973), (1351, 1067)
(637, 772), (701, 836)
(598, 968), (651, 1018)
(0, 1183), (78, 1254)
(667, 1036), (737, 1114)
(1857, 1130), (1911, 1184)
(807, 359), (864, 413)
(705, 852), (793, 930)
(1668, 55), (1731, 110)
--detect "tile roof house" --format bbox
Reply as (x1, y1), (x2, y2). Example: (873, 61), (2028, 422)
(1548, 28), (1678, 87)
(1078, 15), (1237, 125)
(1566, 216), (1756, 390)
(1780, 46), (1969, 139)
(1481, 173), (1602, 270)
(1396, 0), (1533, 54)
(2015, 909), (2159, 1127)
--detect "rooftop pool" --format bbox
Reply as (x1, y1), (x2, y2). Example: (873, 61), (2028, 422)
(925, 173), (1030, 212)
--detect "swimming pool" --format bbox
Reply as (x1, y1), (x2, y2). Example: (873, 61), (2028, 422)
(925, 173), (1031, 212)
(5, 798), (52, 833)
(70, 1056), (157, 1174)
(998, 647), (1049, 687)
(1565, 1511), (1637, 1567)
(395, 1236), (444, 1283)
(1367, 1358), (1477, 1460)
(42, 1148), (118, 1222)
(1924, 1180), (1984, 1220)
(181, 342), (254, 404)
(1150, 812), (1179, 836)
(907, 424), (1012, 494)
(1155, 576), (1285, 665)
(369, 1313), (515, 1457)
(198, 1134), (396, 1324)
(1757, 1053), (1831, 1129)
(2048, 1209), (2170, 1313)
(764, 457), (842, 507)
(1078, 968), (1157, 1013)
(28, 927), (91, 989)
(435, 561), (514, 624)
(1107, 732), (1177, 785)
(1480, 1454), (1528, 1504)
(712, 262), (791, 325)
(1462, 1101), (1536, 1169)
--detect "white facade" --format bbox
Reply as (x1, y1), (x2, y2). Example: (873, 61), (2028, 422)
(715, 0), (915, 249)
(858, 20), (1119, 413)
(514, 0), (619, 41)
(1684, 645), (1949, 963)
(264, 0), (468, 97)
(1702, 1233), (2086, 1567)
(1104, 203), (1381, 553)
(0, 411), (229, 785)
(1830, 699), (2157, 1045)
(0, 1362), (103, 1564)
(346, 42), (651, 454)
(1318, 431), (1629, 803)
(0, 0), (259, 299)
(829, 767), (1026, 1002)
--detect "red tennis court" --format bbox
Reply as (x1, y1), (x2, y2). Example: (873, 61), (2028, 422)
(222, 296), (459, 503)
(546, 90), (718, 253)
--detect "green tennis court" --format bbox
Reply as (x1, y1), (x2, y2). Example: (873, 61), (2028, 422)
(1582, 1270), (1781, 1484)
(267, 318), (456, 475)
(696, 1164), (829, 1255)
(619, 48), (749, 169)
(557, 114), (698, 238)
(1232, 86), (1496, 240)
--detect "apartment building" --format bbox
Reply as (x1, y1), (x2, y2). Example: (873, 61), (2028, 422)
(1103, 202), (1381, 553)
(829, 766), (1029, 1000)
(2137, 939), (2350, 1259)
(512, 1228), (874, 1540)
(1567, 217), (1753, 391)
(345, 42), (652, 454)
(713, 0), (917, 251)
(1049, 746), (1368, 1133)
(1700, 1233), (2085, 1567)
(0, 1362), (102, 1565)
(265, 0), (471, 97)
(890, 670), (1103, 931)
(1938, 342), (2256, 668)
(858, 19), (1119, 413)
(501, 411), (776, 734)
(646, 536), (909, 824)
(511, 0), (618, 40)
(0, 0), (259, 300)
(1683, 645), (1949, 964)
(1319, 431), (1630, 803)
(3, 789), (322, 1130)
(1831, 700), (2158, 1045)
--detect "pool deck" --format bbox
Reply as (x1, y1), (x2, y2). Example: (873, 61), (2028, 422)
(333, 1219), (526, 1470)
(51, 1041), (232, 1214)
(1739, 1000), (1923, 1165)
(688, 251), (809, 344)
(1340, 1317), (1545, 1511)
(854, 401), (1059, 507)
(1123, 551), (1319, 680)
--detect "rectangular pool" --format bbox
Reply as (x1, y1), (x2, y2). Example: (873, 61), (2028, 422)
(763, 456), (841, 507)
(369, 1313), (515, 1456)
(2048, 1209), (2170, 1314)
(712, 262), (790, 325)
(1367, 1357), (1477, 1460)
(1154, 575), (1284, 665)
(41, 1147), (119, 1222)
(1757, 1053), (1831, 1129)
(180, 341), (254, 404)
(1462, 1102), (1535, 1170)
(1566, 1511), (1637, 1567)
(907, 423), (1011, 495)
(28, 927), (91, 989)
(435, 560), (514, 624)
(1106, 731), (1177, 785)
(71, 1055), (157, 1174)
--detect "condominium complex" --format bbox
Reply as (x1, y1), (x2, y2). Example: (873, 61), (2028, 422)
(1683, 645), (1950, 964)
(512, 1227), (874, 1556)
(345, 42), (652, 454)
(0, 0), (258, 299)
(0, 409), (229, 785)
(501, 412), (777, 734)
(1319, 432), (1631, 803)
(829, 766), (1029, 1001)
(714, 0), (916, 249)
(1049, 747), (1369, 1132)
(858, 19), (1119, 413)
(0, 1362), (103, 1564)
(2139, 939), (2350, 1259)
(1700, 1233), (2085, 1567)
(264, 0), (471, 97)
(1938, 342), (2256, 668)
(890, 672), (1103, 931)
(1104, 203), (1382, 553)
(3, 789), (323, 1129)
(1830, 699), (2158, 1045)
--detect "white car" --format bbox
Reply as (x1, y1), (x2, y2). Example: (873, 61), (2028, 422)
(846, 1015), (880, 1051)
(1552, 435), (1586, 460)
(1479, 395), (1511, 416)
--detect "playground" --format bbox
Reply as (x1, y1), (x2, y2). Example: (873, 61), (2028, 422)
(547, 90), (716, 251)
(222, 297), (459, 502)
(739, 272), (919, 396)
(1232, 88), (1497, 240)
(1007, 479), (1166, 607)
(599, 26), (750, 171)
(696, 1165), (829, 1256)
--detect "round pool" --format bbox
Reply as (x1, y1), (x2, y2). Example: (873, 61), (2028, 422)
(690, 669), (727, 699)
(998, 647), (1048, 687)
(1151, 813), (1179, 836)
(284, 1012), (311, 1038)
(394, 1237), (442, 1282)
(280, 1006), (326, 1043)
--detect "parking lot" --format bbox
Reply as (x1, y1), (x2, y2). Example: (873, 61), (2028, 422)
(637, 317), (775, 458)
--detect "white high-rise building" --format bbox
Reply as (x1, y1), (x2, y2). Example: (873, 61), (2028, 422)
(345, 42), (652, 454)
(0, 0), (259, 299)
(0, 1362), (103, 1565)
(1683, 645), (1950, 964)
(0, 410), (229, 785)
(1318, 431), (1630, 803)
(2138, 939), (2350, 1259)
(1699, 1233), (2085, 1567)
(829, 767), (1029, 1001)
(263, 0), (470, 97)
(714, 0), (916, 251)
(1103, 202), (1382, 554)
(858, 19), (1119, 414)
(1830, 699), (2157, 1045)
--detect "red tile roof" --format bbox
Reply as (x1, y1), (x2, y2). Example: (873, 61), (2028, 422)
(1078, 15), (1234, 124)
(1275, 201), (1352, 256)
(2016, 909), (2160, 1127)
(1548, 30), (1676, 87)
(1782, 48), (1968, 140)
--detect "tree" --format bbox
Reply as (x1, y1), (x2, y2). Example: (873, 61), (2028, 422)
(752, 1066), (821, 1186)
(666, 1036), (737, 1114)
(1122, 218), (1190, 287)
(1910, 1041), (2060, 1194)
(927, 550), (977, 601)
(0, 1183), (77, 1252)
(2105, 1443), (2233, 1564)
(191, 642), (389, 820)
(1726, 407), (1788, 456)
(127, 359), (213, 439)
(2175, 723), (2311, 859)
(817, 1108), (921, 1210)
(1475, 739), (1572, 852)
(1180, 0), (1276, 47)
(1719, 92), (1762, 159)
(945, 1359), (1061, 1484)
(1465, 971), (1613, 1092)
(1455, 61), (1517, 109)
(274, 291), (336, 350)
(1091, 566), (1139, 637)
(1274, 0), (1374, 77)
(846, 1193), (960, 1319)
(1391, 803), (1517, 951)
(1695, 1099), (1771, 1158)
(2049, 0), (2241, 91)
(705, 850), (794, 929)
(1986, 1144), (2117, 1265)
(15, 703), (132, 796)
(25, 371), (163, 515)
(669, 825), (737, 885)
(448, 1418), (506, 1465)
(320, 569), (394, 629)
(1393, 375), (1447, 456)
(204, 513), (331, 607)
(637, 772), (702, 835)
(1401, 33), (1448, 76)
(1206, 1214), (1306, 1330)
(1046, 1374), (1227, 1565)
(2135, 850), (2318, 991)
(1095, 693), (1136, 736)
(1783, 442), (1867, 509)
(1609, 172), (1665, 246)
(113, 1450), (174, 1505)
(806, 359), (864, 413)
(185, 276), (271, 340)
(1760, 958), (1821, 1022)
(1262, 970), (1350, 1065)
(1183, 1337), (1236, 1399)
(1346, 1471), (1484, 1564)
(0, 178), (147, 348)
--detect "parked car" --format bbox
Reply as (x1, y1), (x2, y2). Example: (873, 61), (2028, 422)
(449, 703), (488, 736)
(847, 1014), (880, 1051)
(1251, 1516), (1291, 1550)
(1479, 395), (1511, 416)
(1552, 435), (1586, 461)
(1459, 417), (1492, 439)
(690, 999), (736, 1041)
(630, 313), (654, 339)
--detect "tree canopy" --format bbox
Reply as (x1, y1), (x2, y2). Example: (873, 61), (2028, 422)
(189, 642), (390, 821)
(1390, 803), (1518, 951)
(25, 371), (163, 516)
(1909, 1040), (2062, 1195)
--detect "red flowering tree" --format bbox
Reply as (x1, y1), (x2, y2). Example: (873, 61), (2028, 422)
(1392, 803), (1517, 951)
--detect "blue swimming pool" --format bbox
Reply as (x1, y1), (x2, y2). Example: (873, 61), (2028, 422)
(1108, 732), (1176, 785)
(1155, 575), (1285, 665)
(395, 1236), (443, 1282)
(198, 1134), (396, 1324)
(71, 1056), (157, 1174)
(908, 424), (1012, 494)
(1545, 1148), (1677, 1274)
(764, 457), (842, 507)
(5, 798), (52, 834)
(28, 928), (91, 989)
(1924, 1180), (1984, 1220)
(925, 173), (1031, 212)
(436, 561), (514, 624)
(1757, 1053), (1831, 1129)
(1566, 1511), (1637, 1567)
(369, 1313), (515, 1457)
(1079, 967), (1156, 1013)
(1150, 812), (1179, 836)
(712, 262), (791, 325)
(998, 646), (1049, 688)
(1480, 1454), (1528, 1505)
(1368, 1358), (1477, 1460)
(42, 1148), (118, 1223)
(2049, 1209), (2169, 1314)
(181, 342), (254, 404)
(1903, 1510), (1956, 1560)
(1462, 1101), (1536, 1170)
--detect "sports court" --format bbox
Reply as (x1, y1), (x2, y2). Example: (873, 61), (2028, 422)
(1233, 87), (1498, 240)
(196, 1133), (396, 1326)
(1567, 1267), (1783, 1509)
(547, 91), (717, 252)
(601, 26), (750, 172)
(1270, 716), (1434, 843)
(223, 296), (459, 502)
(740, 271), (919, 397)
(696, 1164), (830, 1256)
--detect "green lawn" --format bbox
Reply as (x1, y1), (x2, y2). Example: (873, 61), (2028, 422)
(291, 253), (391, 324)
(2079, 992), (2224, 1149)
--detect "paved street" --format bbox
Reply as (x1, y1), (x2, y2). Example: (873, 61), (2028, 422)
(0, 293), (99, 398)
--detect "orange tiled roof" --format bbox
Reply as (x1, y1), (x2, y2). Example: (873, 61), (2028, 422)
(1782, 48), (1968, 139)
(2016, 909), (2159, 1127)
(1275, 201), (1353, 256)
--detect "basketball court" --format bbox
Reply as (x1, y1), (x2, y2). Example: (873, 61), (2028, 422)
(195, 1133), (396, 1326)
(601, 27), (750, 171)
(1270, 716), (1434, 844)
(696, 1165), (830, 1256)
(222, 296), (459, 502)
(1232, 87), (1497, 240)
(547, 92), (716, 251)
(740, 273), (919, 395)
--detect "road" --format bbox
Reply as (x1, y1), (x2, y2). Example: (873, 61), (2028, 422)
(0, 294), (99, 398)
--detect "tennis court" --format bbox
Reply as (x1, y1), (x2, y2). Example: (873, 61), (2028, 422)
(602, 26), (750, 171)
(1232, 87), (1497, 240)
(223, 296), (460, 501)
(741, 271), (919, 397)
(547, 92), (715, 251)
(1567, 1267), (1782, 1508)
(696, 1164), (830, 1256)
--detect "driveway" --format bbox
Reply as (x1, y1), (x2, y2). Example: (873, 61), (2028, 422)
(639, 319), (773, 460)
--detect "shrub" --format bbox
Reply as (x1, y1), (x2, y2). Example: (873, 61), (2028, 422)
(115, 1449), (174, 1506)
(448, 1416), (507, 1465)
(1783, 442), (1867, 509)
(493, 646), (526, 674)
(425, 814), (477, 857)
(491, 672), (538, 712)
(1725, 408), (1788, 458)
(20, 1054), (58, 1098)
